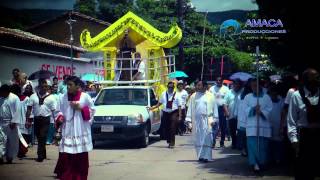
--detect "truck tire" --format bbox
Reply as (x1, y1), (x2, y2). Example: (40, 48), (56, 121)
(139, 126), (149, 148)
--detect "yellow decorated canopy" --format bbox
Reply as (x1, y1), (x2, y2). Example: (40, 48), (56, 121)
(80, 11), (182, 51)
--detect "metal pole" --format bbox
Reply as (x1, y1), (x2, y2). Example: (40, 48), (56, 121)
(201, 11), (208, 80)
(67, 12), (76, 75)
(256, 46), (260, 157)
(177, 0), (185, 70)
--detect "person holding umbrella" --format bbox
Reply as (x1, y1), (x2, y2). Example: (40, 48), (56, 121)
(244, 79), (273, 172)
(25, 79), (57, 162)
(176, 80), (189, 135)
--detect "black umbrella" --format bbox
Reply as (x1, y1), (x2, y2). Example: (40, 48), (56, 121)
(28, 70), (56, 80)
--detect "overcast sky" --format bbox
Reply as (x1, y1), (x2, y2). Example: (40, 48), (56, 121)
(191, 0), (258, 12)
(0, 0), (258, 12)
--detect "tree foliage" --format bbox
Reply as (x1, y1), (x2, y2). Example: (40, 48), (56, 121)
(74, 0), (98, 17)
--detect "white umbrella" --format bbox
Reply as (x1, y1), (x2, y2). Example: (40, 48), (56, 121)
(270, 75), (281, 82)
(229, 72), (253, 81)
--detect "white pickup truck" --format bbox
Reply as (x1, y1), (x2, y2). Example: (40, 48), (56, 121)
(92, 86), (161, 148)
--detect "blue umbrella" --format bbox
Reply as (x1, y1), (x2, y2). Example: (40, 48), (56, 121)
(168, 71), (188, 79)
(81, 73), (104, 81)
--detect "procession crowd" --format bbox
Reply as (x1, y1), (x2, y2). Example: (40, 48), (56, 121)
(0, 67), (320, 180)
(1, 68), (95, 180)
(151, 68), (320, 180)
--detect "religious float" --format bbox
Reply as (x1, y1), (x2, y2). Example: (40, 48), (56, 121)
(80, 11), (182, 96)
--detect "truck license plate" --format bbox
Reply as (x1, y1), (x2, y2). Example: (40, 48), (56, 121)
(101, 125), (114, 132)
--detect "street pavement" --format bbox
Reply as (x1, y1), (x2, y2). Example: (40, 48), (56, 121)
(0, 135), (293, 180)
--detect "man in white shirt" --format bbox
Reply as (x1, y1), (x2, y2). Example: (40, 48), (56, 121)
(0, 84), (21, 164)
(47, 83), (60, 145)
(287, 69), (320, 180)
(26, 79), (57, 162)
(132, 52), (146, 81)
(176, 80), (189, 135)
(20, 73), (33, 93)
(225, 79), (243, 149)
(10, 68), (21, 86)
(149, 81), (182, 148)
(209, 77), (230, 148)
(58, 75), (69, 95)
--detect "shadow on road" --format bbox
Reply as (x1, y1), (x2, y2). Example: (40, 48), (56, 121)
(196, 147), (294, 178)
(93, 135), (161, 150)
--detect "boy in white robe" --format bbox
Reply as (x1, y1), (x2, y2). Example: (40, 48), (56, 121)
(268, 83), (285, 164)
(244, 80), (273, 172)
(54, 76), (95, 180)
(0, 84), (21, 164)
(186, 80), (219, 162)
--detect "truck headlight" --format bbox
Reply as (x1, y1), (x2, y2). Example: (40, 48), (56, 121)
(127, 114), (144, 125)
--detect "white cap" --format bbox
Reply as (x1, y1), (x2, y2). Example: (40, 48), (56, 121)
(178, 80), (184, 84)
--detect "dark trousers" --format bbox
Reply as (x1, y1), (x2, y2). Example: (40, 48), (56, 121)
(218, 106), (227, 146)
(161, 110), (179, 146)
(295, 128), (320, 180)
(236, 127), (247, 153)
(18, 134), (31, 157)
(228, 118), (237, 148)
(34, 116), (50, 160)
(212, 122), (219, 147)
(283, 127), (295, 165)
(177, 109), (186, 135)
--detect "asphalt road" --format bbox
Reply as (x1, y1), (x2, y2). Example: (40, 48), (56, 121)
(0, 135), (293, 180)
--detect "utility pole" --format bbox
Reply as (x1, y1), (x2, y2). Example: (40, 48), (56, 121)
(66, 11), (76, 75)
(177, 0), (185, 70)
(201, 11), (208, 80)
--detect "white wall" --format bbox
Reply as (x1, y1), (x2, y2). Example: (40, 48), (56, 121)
(0, 50), (94, 84)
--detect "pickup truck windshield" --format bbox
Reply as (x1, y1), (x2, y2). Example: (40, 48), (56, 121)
(94, 89), (148, 106)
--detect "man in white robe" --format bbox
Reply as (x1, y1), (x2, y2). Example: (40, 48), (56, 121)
(0, 84), (21, 164)
(244, 79), (273, 172)
(186, 80), (219, 162)
(54, 76), (95, 180)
